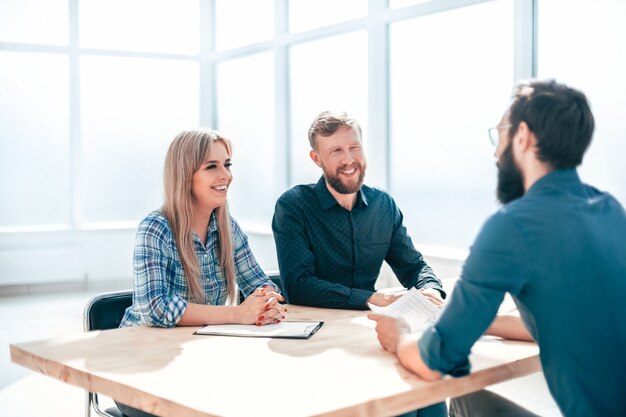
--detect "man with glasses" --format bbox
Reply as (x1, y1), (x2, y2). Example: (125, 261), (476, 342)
(369, 80), (626, 416)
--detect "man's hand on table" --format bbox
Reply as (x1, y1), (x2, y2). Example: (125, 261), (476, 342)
(367, 313), (443, 381)
(366, 314), (409, 353)
(366, 292), (403, 307)
(418, 288), (445, 307)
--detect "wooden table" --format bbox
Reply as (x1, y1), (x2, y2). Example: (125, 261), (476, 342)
(10, 305), (540, 417)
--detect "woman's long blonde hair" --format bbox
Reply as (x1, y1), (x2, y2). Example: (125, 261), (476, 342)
(162, 129), (236, 304)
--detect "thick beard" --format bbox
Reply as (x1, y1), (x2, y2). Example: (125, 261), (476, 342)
(324, 162), (366, 195)
(496, 142), (525, 204)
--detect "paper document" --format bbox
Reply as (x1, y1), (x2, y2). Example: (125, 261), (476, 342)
(368, 287), (442, 333)
(194, 321), (323, 339)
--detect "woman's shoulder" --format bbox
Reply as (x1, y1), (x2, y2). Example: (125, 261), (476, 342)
(139, 209), (169, 226)
(137, 210), (174, 239)
(228, 215), (244, 236)
(227, 215), (251, 247)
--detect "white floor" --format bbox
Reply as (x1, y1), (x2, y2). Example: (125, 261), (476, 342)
(1, 286), (562, 417)
(1, 286), (124, 417)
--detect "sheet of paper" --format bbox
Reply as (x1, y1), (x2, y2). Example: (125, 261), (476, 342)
(368, 287), (442, 332)
(195, 321), (323, 339)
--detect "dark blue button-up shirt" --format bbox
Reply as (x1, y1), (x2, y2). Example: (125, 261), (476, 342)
(419, 169), (626, 416)
(272, 176), (443, 309)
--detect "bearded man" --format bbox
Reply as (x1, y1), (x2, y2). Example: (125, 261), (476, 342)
(272, 111), (448, 417)
(272, 111), (444, 310)
(369, 80), (626, 417)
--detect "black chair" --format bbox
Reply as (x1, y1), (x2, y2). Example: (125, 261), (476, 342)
(83, 290), (133, 417)
(84, 273), (281, 416)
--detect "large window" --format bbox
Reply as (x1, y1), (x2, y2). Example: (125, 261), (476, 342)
(390, 0), (514, 248)
(289, 31), (368, 186)
(289, 0), (368, 33)
(215, 0), (274, 51)
(3, 0), (624, 285)
(537, 0), (626, 205)
(79, 0), (200, 54)
(79, 56), (199, 224)
(0, 0), (68, 45)
(0, 51), (71, 228)
(217, 52), (275, 225)
(1, 0), (201, 230)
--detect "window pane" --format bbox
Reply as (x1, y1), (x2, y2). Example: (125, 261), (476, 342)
(289, 0), (367, 33)
(80, 0), (199, 54)
(215, 0), (274, 51)
(390, 0), (514, 249)
(216, 52), (275, 226)
(0, 0), (68, 45)
(538, 0), (626, 206)
(0, 52), (71, 227)
(289, 31), (368, 186)
(389, 0), (433, 9)
(80, 56), (199, 224)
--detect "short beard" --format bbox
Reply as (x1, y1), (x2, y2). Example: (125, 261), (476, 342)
(496, 142), (525, 204)
(324, 162), (366, 194)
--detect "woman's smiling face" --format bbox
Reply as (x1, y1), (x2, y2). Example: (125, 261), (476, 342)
(191, 141), (232, 214)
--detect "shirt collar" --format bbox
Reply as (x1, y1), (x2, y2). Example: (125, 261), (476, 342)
(193, 211), (219, 246)
(207, 210), (219, 235)
(315, 176), (368, 210)
(526, 168), (581, 196)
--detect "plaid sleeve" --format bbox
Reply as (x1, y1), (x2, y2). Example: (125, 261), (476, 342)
(230, 218), (278, 298)
(132, 214), (188, 328)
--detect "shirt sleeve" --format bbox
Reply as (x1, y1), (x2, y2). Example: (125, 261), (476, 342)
(230, 218), (279, 298)
(385, 201), (445, 297)
(272, 195), (373, 309)
(418, 211), (531, 375)
(132, 216), (188, 328)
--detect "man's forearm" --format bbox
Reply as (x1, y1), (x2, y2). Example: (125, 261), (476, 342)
(286, 276), (372, 309)
(396, 335), (443, 381)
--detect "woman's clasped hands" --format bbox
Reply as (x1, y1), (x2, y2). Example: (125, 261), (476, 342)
(237, 286), (287, 326)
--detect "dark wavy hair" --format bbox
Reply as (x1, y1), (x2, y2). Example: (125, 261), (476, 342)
(507, 80), (595, 169)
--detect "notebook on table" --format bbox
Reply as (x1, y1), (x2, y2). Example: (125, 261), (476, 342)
(194, 320), (324, 339)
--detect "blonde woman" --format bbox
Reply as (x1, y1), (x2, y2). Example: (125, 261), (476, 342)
(120, 129), (285, 329)
(116, 129), (286, 416)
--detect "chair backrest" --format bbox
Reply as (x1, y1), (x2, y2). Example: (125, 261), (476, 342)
(83, 290), (133, 417)
(83, 290), (133, 332)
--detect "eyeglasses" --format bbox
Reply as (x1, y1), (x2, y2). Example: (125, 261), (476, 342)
(487, 124), (512, 146)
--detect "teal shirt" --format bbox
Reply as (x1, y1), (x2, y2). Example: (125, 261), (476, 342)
(419, 169), (626, 417)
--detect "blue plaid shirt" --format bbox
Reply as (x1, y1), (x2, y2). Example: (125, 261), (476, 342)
(120, 210), (276, 328)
